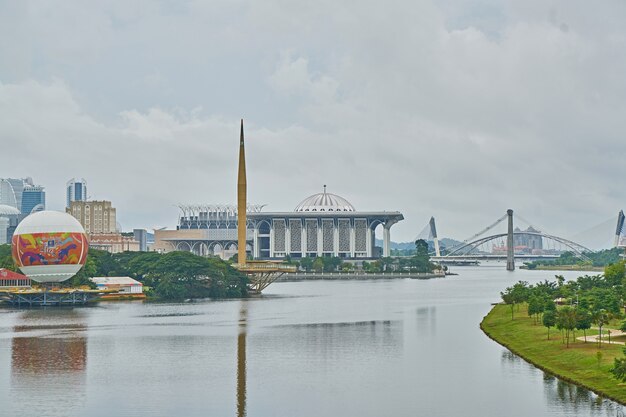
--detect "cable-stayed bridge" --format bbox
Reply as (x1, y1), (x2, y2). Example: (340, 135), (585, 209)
(415, 210), (598, 270)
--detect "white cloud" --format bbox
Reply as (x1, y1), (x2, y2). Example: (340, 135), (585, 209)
(1, 0), (626, 247)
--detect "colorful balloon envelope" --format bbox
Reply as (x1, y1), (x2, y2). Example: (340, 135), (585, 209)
(12, 211), (89, 283)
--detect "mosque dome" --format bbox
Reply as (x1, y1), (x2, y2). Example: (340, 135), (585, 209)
(294, 186), (355, 212)
(0, 205), (20, 216)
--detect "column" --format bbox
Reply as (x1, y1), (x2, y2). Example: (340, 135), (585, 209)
(253, 226), (259, 259)
(366, 224), (372, 257)
(350, 221), (355, 258)
(285, 219), (291, 256)
(383, 224), (391, 257)
(333, 220), (339, 257)
(506, 209), (515, 271)
(317, 220), (322, 256)
(269, 223), (275, 258)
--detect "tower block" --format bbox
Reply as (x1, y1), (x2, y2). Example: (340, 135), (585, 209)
(233, 120), (295, 294)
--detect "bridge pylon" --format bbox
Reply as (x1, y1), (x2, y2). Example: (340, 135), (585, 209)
(506, 209), (515, 271)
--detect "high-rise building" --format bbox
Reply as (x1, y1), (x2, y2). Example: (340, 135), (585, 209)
(133, 229), (148, 251)
(66, 178), (87, 208)
(67, 200), (117, 234)
(21, 185), (46, 215)
(0, 178), (31, 210)
(0, 178), (45, 216)
(0, 205), (20, 244)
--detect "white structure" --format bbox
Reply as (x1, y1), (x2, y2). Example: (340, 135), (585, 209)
(0, 204), (20, 244)
(91, 276), (143, 294)
(66, 178), (87, 208)
(154, 188), (403, 259)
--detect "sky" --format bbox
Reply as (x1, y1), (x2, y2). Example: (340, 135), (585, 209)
(1, 0), (625, 247)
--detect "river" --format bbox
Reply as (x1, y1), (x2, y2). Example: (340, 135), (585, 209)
(0, 265), (624, 417)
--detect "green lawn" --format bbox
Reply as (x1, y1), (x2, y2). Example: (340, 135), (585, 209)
(481, 304), (626, 405)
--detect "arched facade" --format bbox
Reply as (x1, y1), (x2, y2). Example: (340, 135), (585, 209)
(153, 192), (403, 259)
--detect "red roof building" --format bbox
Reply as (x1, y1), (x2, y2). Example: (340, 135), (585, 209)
(0, 268), (31, 287)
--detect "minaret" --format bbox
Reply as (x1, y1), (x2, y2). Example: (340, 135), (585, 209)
(237, 119), (247, 265)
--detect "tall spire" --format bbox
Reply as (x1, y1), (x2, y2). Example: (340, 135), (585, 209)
(237, 119), (247, 264)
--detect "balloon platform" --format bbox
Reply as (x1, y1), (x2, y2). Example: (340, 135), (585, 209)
(0, 287), (117, 307)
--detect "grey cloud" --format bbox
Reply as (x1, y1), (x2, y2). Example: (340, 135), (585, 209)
(1, 0), (625, 247)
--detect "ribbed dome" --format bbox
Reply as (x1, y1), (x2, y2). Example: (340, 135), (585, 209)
(294, 186), (355, 212)
(0, 204), (20, 216)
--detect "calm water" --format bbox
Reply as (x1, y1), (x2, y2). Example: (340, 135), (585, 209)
(0, 266), (624, 417)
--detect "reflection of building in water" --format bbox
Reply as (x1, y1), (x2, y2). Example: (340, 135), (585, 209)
(10, 310), (88, 415)
(12, 334), (87, 373)
(273, 320), (402, 358)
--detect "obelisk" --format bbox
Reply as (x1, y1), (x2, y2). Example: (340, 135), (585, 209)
(237, 119), (247, 265)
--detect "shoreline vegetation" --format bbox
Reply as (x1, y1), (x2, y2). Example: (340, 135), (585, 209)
(483, 261), (626, 406)
(481, 303), (626, 405)
(521, 265), (604, 272)
(0, 239), (441, 302)
(522, 247), (623, 271)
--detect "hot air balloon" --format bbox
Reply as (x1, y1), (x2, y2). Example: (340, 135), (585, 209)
(11, 211), (89, 283)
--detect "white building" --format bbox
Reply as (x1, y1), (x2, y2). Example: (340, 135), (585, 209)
(154, 188), (403, 259)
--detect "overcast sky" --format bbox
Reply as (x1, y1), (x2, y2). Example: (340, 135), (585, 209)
(1, 0), (624, 247)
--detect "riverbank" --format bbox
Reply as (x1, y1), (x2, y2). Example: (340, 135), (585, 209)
(278, 271), (445, 281)
(520, 265), (604, 271)
(480, 303), (626, 405)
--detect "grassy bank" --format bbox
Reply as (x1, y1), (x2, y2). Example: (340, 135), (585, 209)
(521, 265), (604, 271)
(481, 303), (626, 405)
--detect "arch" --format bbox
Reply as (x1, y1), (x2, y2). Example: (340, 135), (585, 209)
(211, 242), (223, 256)
(257, 220), (271, 235)
(445, 232), (593, 260)
(176, 241), (192, 252)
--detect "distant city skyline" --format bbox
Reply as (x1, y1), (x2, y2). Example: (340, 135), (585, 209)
(1, 1), (624, 248)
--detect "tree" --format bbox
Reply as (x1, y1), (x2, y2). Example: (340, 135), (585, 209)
(611, 353), (626, 382)
(604, 261), (625, 286)
(415, 239), (429, 257)
(300, 257), (313, 272)
(528, 296), (544, 324)
(543, 310), (556, 340)
(501, 281), (530, 320)
(312, 258), (324, 273)
(411, 239), (434, 273)
(592, 309), (610, 349)
(556, 306), (577, 347)
(576, 308), (592, 342)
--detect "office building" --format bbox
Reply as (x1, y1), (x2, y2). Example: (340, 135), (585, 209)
(66, 178), (87, 208)
(67, 200), (117, 234)
(21, 185), (46, 215)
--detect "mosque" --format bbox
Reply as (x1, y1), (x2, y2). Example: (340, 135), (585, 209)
(153, 121), (403, 261)
(153, 186), (404, 260)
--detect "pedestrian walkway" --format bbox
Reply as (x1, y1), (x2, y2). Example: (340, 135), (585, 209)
(576, 328), (626, 345)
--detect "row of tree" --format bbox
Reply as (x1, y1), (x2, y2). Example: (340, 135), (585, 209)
(500, 260), (626, 381)
(0, 245), (248, 300)
(524, 248), (624, 269)
(281, 239), (437, 274)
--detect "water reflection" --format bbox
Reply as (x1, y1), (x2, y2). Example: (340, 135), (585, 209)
(500, 350), (625, 416)
(237, 302), (247, 417)
(10, 309), (88, 416)
(415, 306), (436, 336)
(272, 319), (402, 358)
